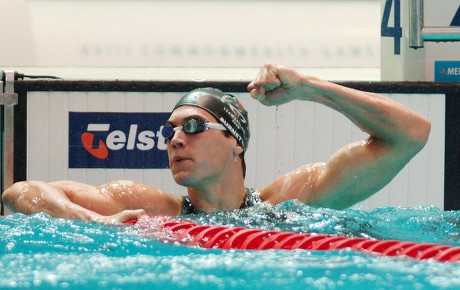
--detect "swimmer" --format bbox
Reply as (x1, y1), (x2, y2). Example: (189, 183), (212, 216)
(2, 63), (431, 224)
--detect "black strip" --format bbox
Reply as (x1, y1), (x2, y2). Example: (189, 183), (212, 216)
(14, 80), (460, 94)
(14, 91), (27, 183)
(1, 71), (4, 214)
(0, 102), (3, 215)
(14, 80), (251, 93)
(444, 93), (460, 211)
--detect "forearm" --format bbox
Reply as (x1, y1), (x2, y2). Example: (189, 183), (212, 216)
(296, 76), (431, 150)
(2, 181), (103, 221)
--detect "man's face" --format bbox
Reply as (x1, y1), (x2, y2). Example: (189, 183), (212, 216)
(166, 106), (238, 187)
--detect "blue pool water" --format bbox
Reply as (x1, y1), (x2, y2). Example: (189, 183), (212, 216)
(1, 200), (460, 289)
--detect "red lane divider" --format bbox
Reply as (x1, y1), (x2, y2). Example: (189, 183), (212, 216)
(126, 218), (460, 262)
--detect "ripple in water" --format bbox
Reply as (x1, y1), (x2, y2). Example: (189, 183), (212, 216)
(1, 202), (460, 289)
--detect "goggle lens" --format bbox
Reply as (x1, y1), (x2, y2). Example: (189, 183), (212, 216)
(162, 118), (219, 140)
(183, 118), (206, 134)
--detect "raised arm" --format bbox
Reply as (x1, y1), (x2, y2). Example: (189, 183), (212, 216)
(2, 180), (181, 223)
(248, 63), (431, 209)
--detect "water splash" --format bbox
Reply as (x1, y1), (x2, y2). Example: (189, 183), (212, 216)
(2, 205), (460, 289)
(186, 201), (460, 246)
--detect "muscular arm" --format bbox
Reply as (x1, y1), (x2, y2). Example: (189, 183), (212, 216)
(2, 180), (181, 223)
(248, 63), (431, 209)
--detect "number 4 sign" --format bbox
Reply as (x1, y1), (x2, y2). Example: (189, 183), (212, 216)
(381, 0), (402, 55)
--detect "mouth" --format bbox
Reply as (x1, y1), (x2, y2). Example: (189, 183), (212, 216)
(171, 155), (190, 165)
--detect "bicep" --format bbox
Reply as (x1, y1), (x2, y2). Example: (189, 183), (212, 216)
(260, 137), (409, 209)
(307, 137), (408, 208)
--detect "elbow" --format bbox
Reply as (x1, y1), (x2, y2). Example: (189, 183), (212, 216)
(411, 118), (431, 153)
(393, 117), (431, 160)
(2, 182), (24, 211)
(2, 181), (31, 213)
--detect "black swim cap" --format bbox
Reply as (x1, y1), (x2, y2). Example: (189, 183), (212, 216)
(173, 88), (250, 151)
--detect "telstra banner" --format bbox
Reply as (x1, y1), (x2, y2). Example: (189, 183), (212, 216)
(69, 112), (170, 169)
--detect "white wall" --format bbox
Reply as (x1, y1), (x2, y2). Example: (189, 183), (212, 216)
(26, 90), (444, 210)
(0, 0), (380, 68)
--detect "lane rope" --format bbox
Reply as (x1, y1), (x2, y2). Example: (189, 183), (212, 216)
(127, 217), (460, 262)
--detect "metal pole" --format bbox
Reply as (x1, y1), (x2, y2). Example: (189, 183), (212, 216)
(1, 71), (18, 215)
(421, 26), (460, 41)
(410, 0), (460, 47)
(409, 0), (424, 48)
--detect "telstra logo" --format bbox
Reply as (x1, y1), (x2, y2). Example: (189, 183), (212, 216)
(81, 124), (167, 159)
(69, 112), (170, 169)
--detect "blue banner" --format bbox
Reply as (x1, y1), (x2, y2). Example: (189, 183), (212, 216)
(434, 61), (460, 82)
(69, 112), (170, 169)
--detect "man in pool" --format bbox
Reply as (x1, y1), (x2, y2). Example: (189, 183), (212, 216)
(2, 63), (431, 224)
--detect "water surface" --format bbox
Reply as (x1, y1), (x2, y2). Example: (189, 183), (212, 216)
(1, 201), (460, 289)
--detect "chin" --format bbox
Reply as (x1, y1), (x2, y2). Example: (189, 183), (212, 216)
(174, 174), (204, 188)
(172, 172), (192, 186)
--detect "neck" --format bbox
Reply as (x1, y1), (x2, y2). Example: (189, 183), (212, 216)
(187, 180), (246, 212)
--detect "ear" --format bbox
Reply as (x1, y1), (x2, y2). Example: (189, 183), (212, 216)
(233, 144), (244, 156)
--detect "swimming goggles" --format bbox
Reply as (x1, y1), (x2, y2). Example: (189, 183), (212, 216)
(163, 118), (227, 140)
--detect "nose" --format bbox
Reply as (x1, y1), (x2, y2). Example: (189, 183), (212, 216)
(169, 127), (185, 148)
